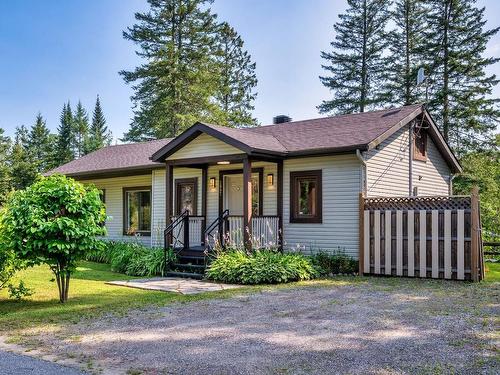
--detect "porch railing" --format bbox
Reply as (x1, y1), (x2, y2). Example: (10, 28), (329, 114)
(225, 215), (280, 249)
(169, 215), (206, 249)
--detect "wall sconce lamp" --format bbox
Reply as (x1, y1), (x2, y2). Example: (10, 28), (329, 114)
(267, 173), (274, 186)
(209, 177), (216, 189)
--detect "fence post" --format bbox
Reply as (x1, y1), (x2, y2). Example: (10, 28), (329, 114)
(471, 186), (480, 282)
(359, 192), (365, 276)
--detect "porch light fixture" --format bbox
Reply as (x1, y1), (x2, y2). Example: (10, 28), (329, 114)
(267, 173), (274, 186)
(209, 177), (216, 189)
(217, 161), (230, 165)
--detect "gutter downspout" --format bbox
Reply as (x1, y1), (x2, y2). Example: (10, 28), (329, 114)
(449, 173), (457, 196)
(356, 149), (367, 195)
(409, 121), (414, 196)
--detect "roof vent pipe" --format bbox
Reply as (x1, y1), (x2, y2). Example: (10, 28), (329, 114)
(273, 115), (292, 124)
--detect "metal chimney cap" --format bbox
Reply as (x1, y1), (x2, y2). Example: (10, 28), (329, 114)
(273, 115), (292, 124)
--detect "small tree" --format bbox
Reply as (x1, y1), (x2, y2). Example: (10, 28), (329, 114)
(0, 174), (106, 303)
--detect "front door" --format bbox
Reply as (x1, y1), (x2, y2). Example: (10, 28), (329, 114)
(224, 173), (260, 216)
(175, 178), (198, 215)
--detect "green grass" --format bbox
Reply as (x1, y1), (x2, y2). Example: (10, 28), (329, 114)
(1, 261), (497, 336)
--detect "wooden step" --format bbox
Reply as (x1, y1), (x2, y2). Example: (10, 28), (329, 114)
(166, 271), (204, 280)
(172, 263), (206, 273)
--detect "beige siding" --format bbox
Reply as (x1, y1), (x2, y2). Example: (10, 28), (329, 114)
(82, 174), (153, 246)
(167, 133), (242, 160)
(412, 137), (450, 195)
(366, 125), (450, 197)
(283, 155), (361, 258)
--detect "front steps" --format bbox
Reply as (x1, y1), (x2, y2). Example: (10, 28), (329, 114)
(166, 249), (208, 279)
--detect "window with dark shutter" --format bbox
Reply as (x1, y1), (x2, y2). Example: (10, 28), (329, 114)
(290, 170), (322, 223)
(413, 128), (427, 161)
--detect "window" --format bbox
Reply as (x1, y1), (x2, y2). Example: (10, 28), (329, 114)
(413, 128), (427, 161)
(123, 187), (151, 236)
(175, 178), (198, 215)
(290, 170), (322, 223)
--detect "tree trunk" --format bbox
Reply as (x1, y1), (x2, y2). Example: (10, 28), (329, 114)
(51, 259), (70, 303)
(360, 0), (368, 113)
(404, 0), (411, 105)
(442, 0), (451, 142)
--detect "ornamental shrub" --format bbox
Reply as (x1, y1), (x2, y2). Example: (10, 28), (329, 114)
(0, 174), (106, 303)
(206, 250), (318, 284)
(310, 250), (358, 276)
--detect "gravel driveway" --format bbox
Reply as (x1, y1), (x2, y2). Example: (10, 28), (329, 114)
(0, 350), (85, 375)
(12, 279), (500, 374)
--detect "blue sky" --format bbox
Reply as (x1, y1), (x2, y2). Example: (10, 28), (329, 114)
(0, 0), (499, 140)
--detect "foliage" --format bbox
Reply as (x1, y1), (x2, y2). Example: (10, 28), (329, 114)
(0, 174), (106, 302)
(7, 280), (33, 301)
(423, 0), (499, 153)
(0, 128), (11, 204)
(206, 250), (318, 284)
(54, 102), (75, 167)
(454, 143), (499, 242)
(0, 243), (22, 291)
(27, 113), (55, 173)
(85, 241), (176, 277)
(84, 95), (112, 154)
(319, 0), (392, 114)
(385, 0), (427, 105)
(214, 22), (258, 127)
(310, 250), (358, 276)
(9, 126), (38, 190)
(72, 101), (89, 158)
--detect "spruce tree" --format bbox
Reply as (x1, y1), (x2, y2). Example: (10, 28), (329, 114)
(73, 101), (89, 158)
(319, 0), (392, 114)
(9, 126), (38, 190)
(54, 102), (75, 166)
(424, 0), (500, 153)
(120, 0), (220, 140)
(214, 22), (258, 127)
(84, 95), (112, 154)
(0, 128), (11, 204)
(28, 113), (54, 173)
(386, 0), (427, 105)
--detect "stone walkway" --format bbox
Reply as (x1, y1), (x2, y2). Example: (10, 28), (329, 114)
(107, 277), (243, 294)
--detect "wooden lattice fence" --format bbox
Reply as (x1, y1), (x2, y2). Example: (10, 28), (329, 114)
(359, 188), (484, 281)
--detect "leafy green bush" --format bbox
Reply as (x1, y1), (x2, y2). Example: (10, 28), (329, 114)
(86, 241), (176, 277)
(206, 250), (318, 284)
(310, 250), (358, 276)
(8, 280), (34, 301)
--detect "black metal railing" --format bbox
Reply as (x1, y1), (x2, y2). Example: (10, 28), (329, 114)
(203, 209), (229, 252)
(163, 210), (188, 276)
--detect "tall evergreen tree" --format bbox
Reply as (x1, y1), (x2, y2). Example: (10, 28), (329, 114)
(9, 126), (38, 190)
(120, 0), (220, 140)
(214, 22), (258, 127)
(386, 0), (427, 105)
(0, 128), (11, 204)
(72, 101), (89, 158)
(319, 0), (392, 114)
(27, 113), (54, 173)
(54, 102), (75, 166)
(84, 95), (112, 154)
(424, 0), (500, 153)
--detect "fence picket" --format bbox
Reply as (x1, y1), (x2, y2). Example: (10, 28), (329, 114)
(385, 210), (392, 275)
(364, 210), (370, 274)
(419, 211), (427, 278)
(432, 210), (439, 278)
(444, 210), (452, 279)
(396, 210), (403, 276)
(407, 210), (415, 277)
(457, 209), (465, 280)
(374, 211), (381, 274)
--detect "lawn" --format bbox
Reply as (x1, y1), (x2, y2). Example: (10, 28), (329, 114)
(1, 261), (498, 335)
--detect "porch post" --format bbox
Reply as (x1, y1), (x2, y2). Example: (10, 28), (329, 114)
(165, 163), (173, 226)
(243, 157), (252, 251)
(277, 159), (284, 251)
(201, 165), (208, 245)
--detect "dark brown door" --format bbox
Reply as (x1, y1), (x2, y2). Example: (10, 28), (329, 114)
(175, 178), (198, 215)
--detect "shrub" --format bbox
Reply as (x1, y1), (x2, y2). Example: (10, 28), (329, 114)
(0, 174), (106, 303)
(85, 241), (176, 277)
(310, 250), (358, 276)
(8, 280), (34, 301)
(206, 250), (318, 284)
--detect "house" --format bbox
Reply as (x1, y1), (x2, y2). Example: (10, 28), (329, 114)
(50, 104), (461, 260)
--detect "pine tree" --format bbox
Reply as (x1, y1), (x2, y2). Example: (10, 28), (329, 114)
(72, 101), (89, 158)
(9, 126), (38, 190)
(27, 113), (55, 173)
(424, 0), (500, 153)
(84, 95), (112, 154)
(386, 0), (427, 105)
(120, 0), (220, 140)
(54, 102), (75, 166)
(319, 0), (392, 114)
(214, 22), (258, 127)
(0, 128), (11, 204)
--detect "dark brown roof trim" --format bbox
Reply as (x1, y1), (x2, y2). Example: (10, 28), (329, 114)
(62, 164), (163, 180)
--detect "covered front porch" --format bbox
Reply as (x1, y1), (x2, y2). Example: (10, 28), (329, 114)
(163, 154), (284, 254)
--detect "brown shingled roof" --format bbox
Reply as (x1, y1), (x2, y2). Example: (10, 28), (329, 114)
(49, 138), (172, 177)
